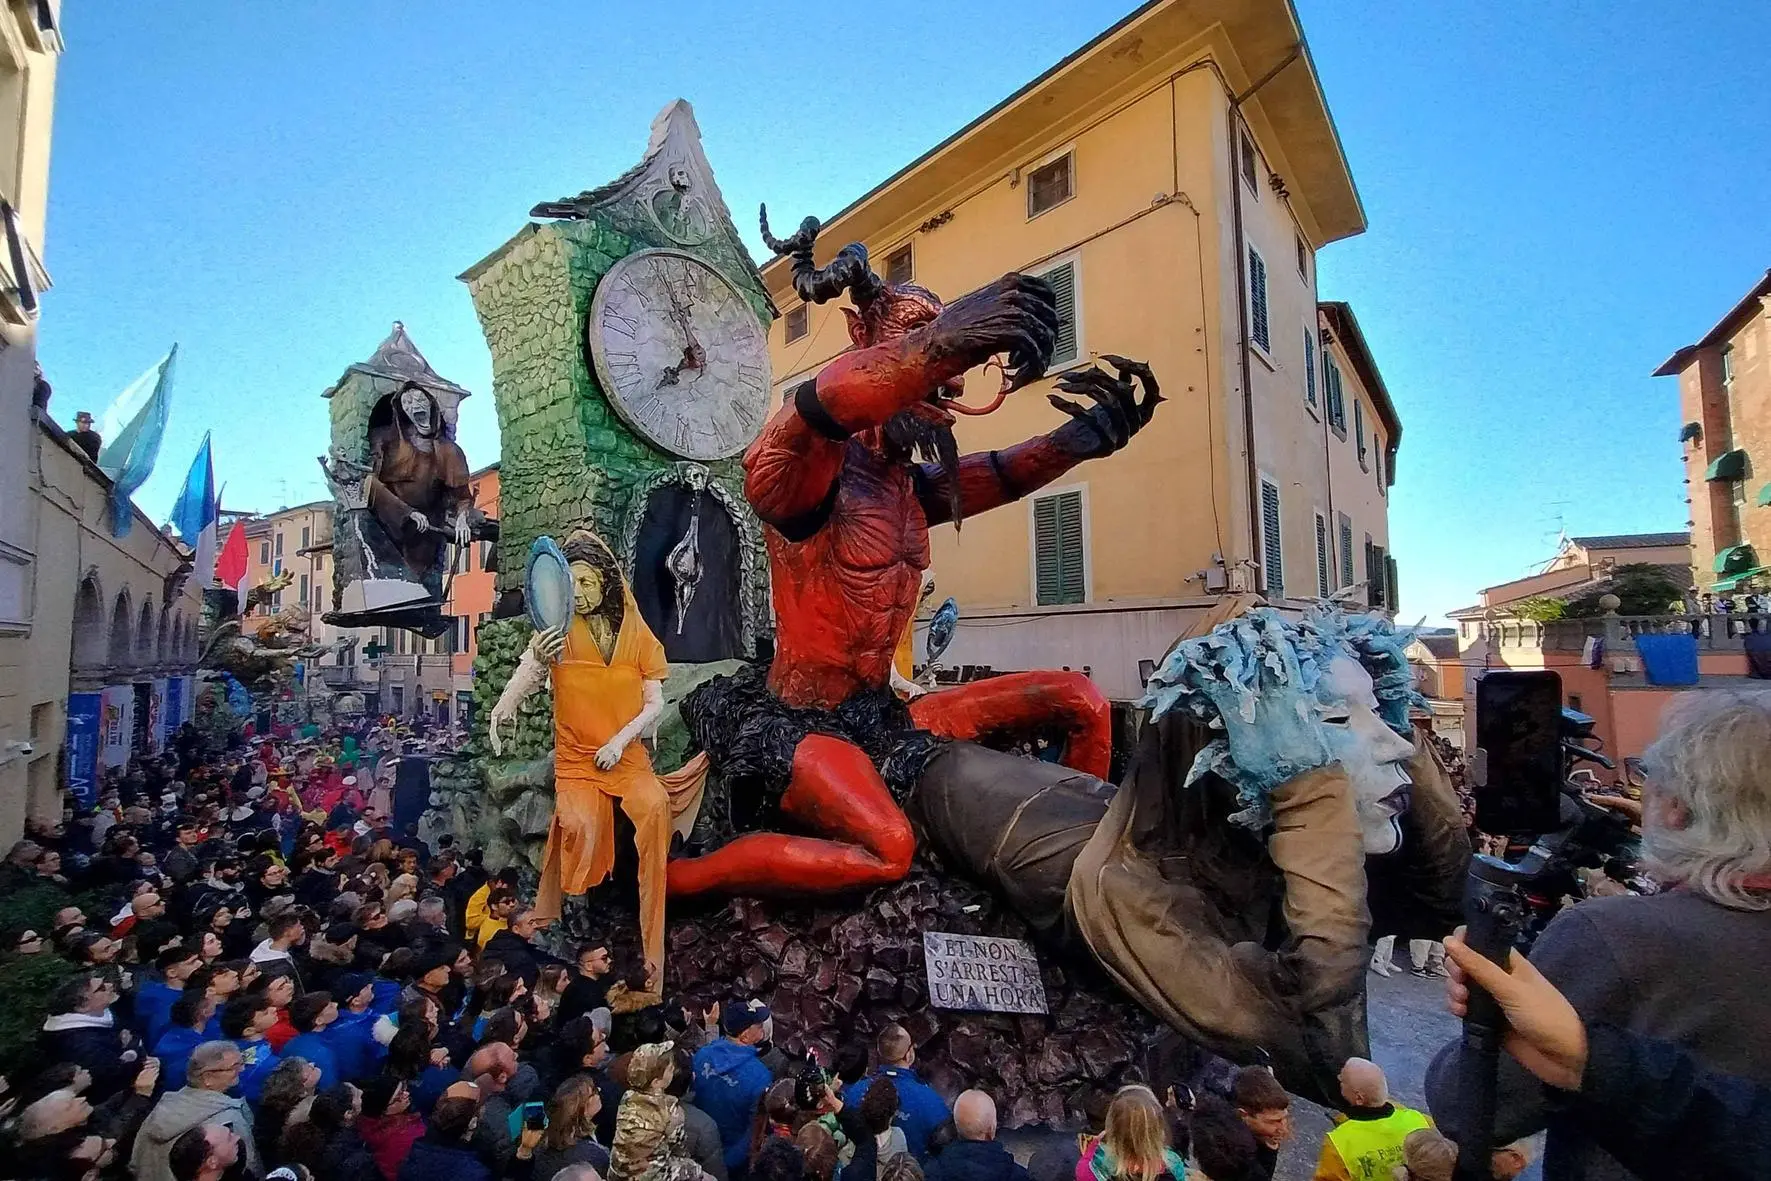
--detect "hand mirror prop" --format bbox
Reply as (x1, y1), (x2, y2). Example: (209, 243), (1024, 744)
(525, 536), (574, 634)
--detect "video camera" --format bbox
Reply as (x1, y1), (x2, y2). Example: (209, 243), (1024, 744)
(1449, 670), (1645, 1179)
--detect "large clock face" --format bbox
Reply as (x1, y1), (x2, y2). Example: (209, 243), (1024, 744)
(587, 248), (771, 461)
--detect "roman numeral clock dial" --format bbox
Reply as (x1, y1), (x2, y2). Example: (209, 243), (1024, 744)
(587, 248), (771, 461)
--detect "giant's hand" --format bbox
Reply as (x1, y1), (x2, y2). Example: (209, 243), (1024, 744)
(921, 273), (1062, 390)
(453, 511), (473, 548)
(530, 625), (566, 665)
(488, 648), (548, 758)
(1047, 356), (1163, 459)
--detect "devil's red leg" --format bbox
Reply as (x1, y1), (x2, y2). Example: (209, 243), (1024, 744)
(667, 734), (914, 898)
(909, 670), (1112, 780)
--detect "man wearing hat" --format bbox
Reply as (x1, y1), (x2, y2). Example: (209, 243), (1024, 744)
(690, 999), (776, 1174)
(69, 410), (102, 462)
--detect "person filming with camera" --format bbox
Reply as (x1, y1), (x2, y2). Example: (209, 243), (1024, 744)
(1427, 691), (1771, 1179)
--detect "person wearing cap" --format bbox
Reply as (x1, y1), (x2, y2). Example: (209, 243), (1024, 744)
(1391, 1128), (1457, 1181)
(69, 410), (102, 462)
(692, 999), (777, 1173)
(327, 972), (385, 1082)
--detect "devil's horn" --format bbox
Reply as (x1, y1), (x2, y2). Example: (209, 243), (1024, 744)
(760, 203), (884, 311)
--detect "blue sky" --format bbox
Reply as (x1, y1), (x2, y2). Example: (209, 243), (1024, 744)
(37, 2), (1771, 622)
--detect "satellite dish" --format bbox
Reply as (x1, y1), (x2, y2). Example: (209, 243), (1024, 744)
(926, 597), (959, 664)
(525, 536), (574, 634)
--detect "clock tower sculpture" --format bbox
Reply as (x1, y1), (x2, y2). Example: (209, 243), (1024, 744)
(461, 100), (772, 664)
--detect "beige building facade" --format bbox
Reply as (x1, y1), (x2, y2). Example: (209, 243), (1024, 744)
(761, 0), (1399, 701)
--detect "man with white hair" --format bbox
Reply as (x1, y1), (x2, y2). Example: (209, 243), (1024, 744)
(924, 1091), (1028, 1181)
(1311, 1058), (1431, 1180)
(133, 1040), (261, 1181)
(1428, 690), (1771, 1179)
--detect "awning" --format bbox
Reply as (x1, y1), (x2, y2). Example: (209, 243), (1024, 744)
(1715, 544), (1758, 575)
(1679, 421), (1702, 443)
(1713, 567), (1767, 593)
(1758, 483), (1771, 508)
(1705, 449), (1749, 481)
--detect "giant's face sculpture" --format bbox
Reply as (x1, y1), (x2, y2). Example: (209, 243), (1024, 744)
(398, 386), (437, 438)
(1140, 608), (1423, 854)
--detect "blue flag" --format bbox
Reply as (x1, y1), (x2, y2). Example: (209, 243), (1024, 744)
(169, 432), (219, 585)
(96, 345), (177, 537)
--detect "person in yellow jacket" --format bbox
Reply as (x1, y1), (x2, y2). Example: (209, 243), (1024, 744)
(463, 868), (522, 946)
(475, 886), (519, 949)
(489, 529), (670, 989)
(1312, 1059), (1433, 1181)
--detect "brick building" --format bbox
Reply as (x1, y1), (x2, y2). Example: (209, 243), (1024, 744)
(1656, 268), (1771, 592)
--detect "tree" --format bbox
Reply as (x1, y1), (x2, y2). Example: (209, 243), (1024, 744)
(1513, 596), (1567, 622)
(1564, 564), (1684, 618)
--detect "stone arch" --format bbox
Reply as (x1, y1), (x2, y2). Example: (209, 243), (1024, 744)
(107, 589), (134, 667)
(157, 608), (172, 664)
(171, 610), (186, 664)
(136, 596), (157, 664)
(72, 573), (106, 669)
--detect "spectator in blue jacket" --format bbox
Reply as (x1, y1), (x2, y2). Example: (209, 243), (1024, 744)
(842, 1024), (952, 1162)
(327, 972), (385, 1082)
(136, 945), (204, 1048)
(151, 992), (218, 1089)
(398, 1093), (493, 1181)
(281, 991), (343, 1089)
(692, 999), (776, 1173)
(218, 992), (282, 1103)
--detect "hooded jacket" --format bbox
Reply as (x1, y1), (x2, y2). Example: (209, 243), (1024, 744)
(130, 1086), (262, 1181)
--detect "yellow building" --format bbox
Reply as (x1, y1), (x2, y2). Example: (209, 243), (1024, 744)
(761, 0), (1400, 701)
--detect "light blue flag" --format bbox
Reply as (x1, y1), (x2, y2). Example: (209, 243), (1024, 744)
(96, 344), (177, 537)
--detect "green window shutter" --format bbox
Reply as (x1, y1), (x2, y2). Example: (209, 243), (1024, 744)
(1248, 248), (1270, 352)
(1385, 555), (1400, 613)
(1704, 449), (1748, 481)
(1355, 400), (1367, 464)
(1260, 480), (1283, 596)
(1303, 329), (1317, 406)
(1326, 359), (1345, 430)
(1040, 262), (1078, 365)
(1338, 513), (1354, 588)
(1315, 514), (1331, 598)
(1034, 491), (1086, 605)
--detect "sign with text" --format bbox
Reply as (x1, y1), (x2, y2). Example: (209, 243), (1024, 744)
(922, 931), (1048, 1015)
(65, 693), (102, 807)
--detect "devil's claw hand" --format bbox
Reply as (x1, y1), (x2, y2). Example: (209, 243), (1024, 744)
(924, 273), (1062, 389)
(1048, 355), (1163, 458)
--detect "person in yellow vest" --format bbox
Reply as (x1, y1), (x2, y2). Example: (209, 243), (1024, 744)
(489, 529), (670, 989)
(1312, 1058), (1432, 1181)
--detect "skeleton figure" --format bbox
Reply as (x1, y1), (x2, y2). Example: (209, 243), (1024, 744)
(362, 383), (473, 579)
(913, 608), (1470, 1105)
(665, 465), (708, 635)
(671, 209), (1162, 898)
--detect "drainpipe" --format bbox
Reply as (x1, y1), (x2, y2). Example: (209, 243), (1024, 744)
(1227, 45), (1303, 586)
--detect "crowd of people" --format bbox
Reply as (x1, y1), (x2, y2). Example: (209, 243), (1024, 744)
(0, 682), (1766, 1181)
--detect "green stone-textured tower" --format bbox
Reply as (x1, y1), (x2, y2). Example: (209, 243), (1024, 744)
(459, 100), (773, 653)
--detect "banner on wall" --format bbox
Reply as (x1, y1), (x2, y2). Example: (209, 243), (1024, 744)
(181, 675), (196, 724)
(65, 693), (102, 807)
(149, 679), (169, 751)
(164, 677), (185, 738)
(99, 685), (134, 770)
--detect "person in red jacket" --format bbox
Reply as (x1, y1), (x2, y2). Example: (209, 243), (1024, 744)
(357, 1076), (425, 1181)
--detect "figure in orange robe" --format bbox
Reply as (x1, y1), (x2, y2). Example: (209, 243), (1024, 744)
(489, 530), (670, 984)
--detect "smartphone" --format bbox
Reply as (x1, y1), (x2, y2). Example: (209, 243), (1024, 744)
(522, 1103), (547, 1131)
(1473, 670), (1564, 835)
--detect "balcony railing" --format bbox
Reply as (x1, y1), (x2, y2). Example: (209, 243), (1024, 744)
(1482, 614), (1769, 652)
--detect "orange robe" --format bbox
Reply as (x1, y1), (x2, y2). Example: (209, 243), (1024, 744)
(535, 608), (670, 976)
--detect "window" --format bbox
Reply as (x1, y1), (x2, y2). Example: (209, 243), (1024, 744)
(259, 541), (269, 565)
(885, 244), (913, 286)
(1296, 234), (1310, 279)
(1721, 344), (1734, 386)
(272, 558), (282, 577)
(274, 533), (284, 557)
(298, 573), (309, 607)
(1239, 131), (1259, 195)
(300, 526), (310, 549)
(312, 585), (322, 612)
(1374, 446), (1385, 490)
(1027, 151), (1074, 218)
(1037, 259), (1079, 366)
(784, 305), (808, 343)
(391, 686), (404, 716)
(1314, 512), (1331, 598)
(1364, 535), (1388, 608)
(1568, 694), (1583, 713)
(1325, 355), (1346, 432)
(1355, 401), (1368, 469)
(1246, 247), (1270, 353)
(1338, 513), (1354, 588)
(1303, 328), (1317, 407)
(1259, 479), (1283, 596)
(479, 541), (493, 571)
(1033, 490), (1086, 605)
